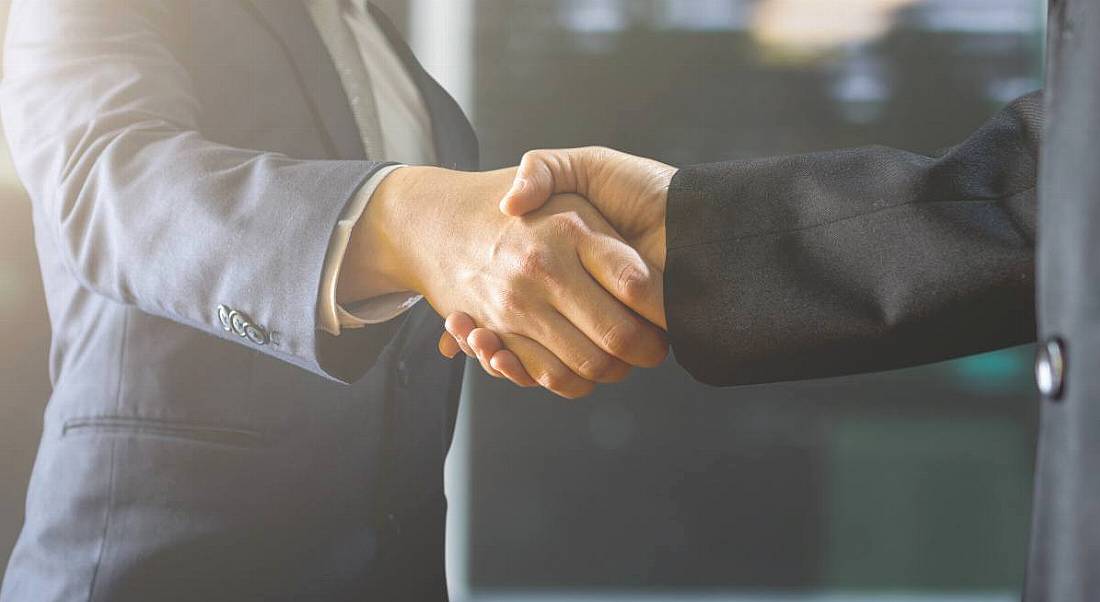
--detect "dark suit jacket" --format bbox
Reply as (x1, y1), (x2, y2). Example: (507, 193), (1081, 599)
(664, 1), (1098, 598)
(0, 2), (474, 600)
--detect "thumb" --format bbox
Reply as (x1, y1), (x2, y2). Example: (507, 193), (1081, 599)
(499, 149), (582, 216)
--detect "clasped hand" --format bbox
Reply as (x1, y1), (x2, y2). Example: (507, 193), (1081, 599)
(341, 160), (670, 398)
(433, 148), (676, 397)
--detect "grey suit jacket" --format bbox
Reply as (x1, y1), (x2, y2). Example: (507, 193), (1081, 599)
(0, 1), (476, 600)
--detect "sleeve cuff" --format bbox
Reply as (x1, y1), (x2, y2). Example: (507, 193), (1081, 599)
(336, 292), (424, 328)
(318, 164), (420, 336)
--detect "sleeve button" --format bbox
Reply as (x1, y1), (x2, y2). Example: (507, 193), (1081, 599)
(244, 324), (269, 346)
(229, 311), (249, 337)
(217, 307), (268, 346)
(217, 305), (233, 331)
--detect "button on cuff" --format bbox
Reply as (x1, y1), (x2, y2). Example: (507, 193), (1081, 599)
(217, 305), (232, 331)
(215, 305), (270, 346)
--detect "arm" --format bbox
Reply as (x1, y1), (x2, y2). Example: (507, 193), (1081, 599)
(666, 91), (1041, 385)
(0, 0), (391, 382)
(448, 92), (1043, 388)
(2, 0), (667, 393)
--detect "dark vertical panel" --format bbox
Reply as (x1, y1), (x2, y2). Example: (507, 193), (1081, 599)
(463, 0), (1043, 593)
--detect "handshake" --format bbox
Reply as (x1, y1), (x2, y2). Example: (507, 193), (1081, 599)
(341, 147), (677, 398)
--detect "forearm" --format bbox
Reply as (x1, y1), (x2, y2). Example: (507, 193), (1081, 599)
(29, 124), (390, 378)
(666, 91), (1043, 386)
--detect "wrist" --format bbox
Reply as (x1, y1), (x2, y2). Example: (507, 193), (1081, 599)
(337, 165), (518, 309)
(337, 166), (441, 304)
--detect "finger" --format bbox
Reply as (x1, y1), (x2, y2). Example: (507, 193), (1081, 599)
(500, 148), (588, 216)
(474, 347), (505, 379)
(467, 328), (507, 379)
(519, 308), (632, 384)
(444, 312), (478, 358)
(552, 260), (668, 369)
(468, 328), (537, 388)
(438, 331), (461, 358)
(467, 331), (539, 388)
(488, 349), (537, 387)
(500, 151), (557, 216)
(576, 217), (668, 331)
(500, 333), (596, 399)
(445, 313), (504, 377)
(468, 328), (504, 362)
(451, 319), (504, 378)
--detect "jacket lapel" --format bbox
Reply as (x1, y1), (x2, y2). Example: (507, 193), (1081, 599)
(238, 0), (479, 169)
(240, 0), (366, 160)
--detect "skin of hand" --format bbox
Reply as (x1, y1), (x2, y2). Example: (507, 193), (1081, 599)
(340, 165), (669, 398)
(437, 148), (677, 390)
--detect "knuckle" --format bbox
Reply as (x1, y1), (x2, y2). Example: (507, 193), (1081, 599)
(576, 352), (618, 382)
(547, 211), (587, 235)
(535, 371), (559, 391)
(521, 149), (549, 166)
(496, 286), (520, 307)
(582, 146), (613, 165)
(600, 320), (650, 359)
(537, 367), (573, 393)
(495, 289), (530, 320)
(515, 247), (554, 279)
(616, 263), (653, 305)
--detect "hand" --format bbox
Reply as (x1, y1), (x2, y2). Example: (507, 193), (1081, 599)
(341, 166), (668, 398)
(504, 146), (675, 273)
(438, 147), (677, 389)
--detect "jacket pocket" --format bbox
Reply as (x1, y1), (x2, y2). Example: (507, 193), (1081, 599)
(62, 416), (266, 448)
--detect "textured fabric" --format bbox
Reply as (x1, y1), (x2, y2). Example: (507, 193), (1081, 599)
(666, 91), (1042, 386)
(0, 1), (476, 600)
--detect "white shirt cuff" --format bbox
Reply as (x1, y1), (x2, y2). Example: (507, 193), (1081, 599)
(318, 164), (423, 336)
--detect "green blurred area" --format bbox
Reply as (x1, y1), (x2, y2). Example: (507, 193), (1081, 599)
(950, 347), (1035, 392)
(825, 415), (1031, 591)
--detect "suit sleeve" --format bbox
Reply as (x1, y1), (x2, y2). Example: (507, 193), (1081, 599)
(665, 92), (1043, 386)
(0, 0), (401, 383)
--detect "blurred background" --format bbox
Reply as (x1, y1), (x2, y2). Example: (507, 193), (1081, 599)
(0, 0), (1045, 600)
